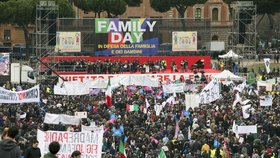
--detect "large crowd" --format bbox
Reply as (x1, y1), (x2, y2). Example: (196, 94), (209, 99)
(0, 66), (280, 158)
(55, 59), (191, 74)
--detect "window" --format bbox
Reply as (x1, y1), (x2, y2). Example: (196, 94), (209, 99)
(4, 30), (11, 41)
(212, 8), (219, 21)
(195, 8), (202, 19)
(212, 35), (219, 41)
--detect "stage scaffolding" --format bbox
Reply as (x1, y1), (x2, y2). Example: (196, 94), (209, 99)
(230, 1), (257, 54)
(35, 1), (59, 82)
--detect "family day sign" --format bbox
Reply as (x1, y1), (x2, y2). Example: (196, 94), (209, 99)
(95, 18), (158, 55)
(37, 127), (104, 158)
(0, 85), (40, 103)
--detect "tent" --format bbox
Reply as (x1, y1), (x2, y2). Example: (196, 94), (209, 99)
(218, 50), (243, 59)
(212, 70), (244, 80)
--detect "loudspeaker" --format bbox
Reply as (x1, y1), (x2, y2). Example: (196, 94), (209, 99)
(48, 13), (57, 46)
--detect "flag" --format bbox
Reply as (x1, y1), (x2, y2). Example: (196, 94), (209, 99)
(174, 121), (180, 138)
(264, 58), (270, 73)
(158, 148), (167, 158)
(119, 140), (127, 158)
(232, 120), (238, 135)
(126, 104), (139, 112)
(242, 104), (251, 119)
(144, 98), (150, 113)
(105, 79), (112, 107)
(145, 98), (150, 109)
(188, 126), (191, 140)
(232, 92), (241, 109)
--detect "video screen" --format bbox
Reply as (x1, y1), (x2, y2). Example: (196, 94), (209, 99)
(0, 53), (10, 75)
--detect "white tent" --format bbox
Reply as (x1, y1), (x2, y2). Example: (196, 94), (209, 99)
(218, 50), (243, 59)
(212, 70), (244, 80)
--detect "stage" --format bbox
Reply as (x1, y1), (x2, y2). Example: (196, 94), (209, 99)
(58, 69), (221, 83)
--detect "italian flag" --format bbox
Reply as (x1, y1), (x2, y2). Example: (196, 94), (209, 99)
(119, 140), (127, 158)
(126, 104), (139, 112)
(105, 79), (112, 107)
(158, 149), (167, 158)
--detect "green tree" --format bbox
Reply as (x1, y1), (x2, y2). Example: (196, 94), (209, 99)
(74, 0), (142, 18)
(150, 0), (207, 30)
(0, 0), (74, 59)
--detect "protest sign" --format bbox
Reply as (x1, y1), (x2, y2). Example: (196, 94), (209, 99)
(237, 125), (257, 134)
(44, 113), (80, 125)
(0, 85), (40, 103)
(162, 83), (185, 93)
(38, 127), (103, 158)
(260, 96), (273, 106)
(75, 112), (87, 119)
(199, 78), (221, 104)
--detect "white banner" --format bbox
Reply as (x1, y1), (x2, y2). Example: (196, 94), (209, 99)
(44, 113), (80, 125)
(162, 83), (185, 93)
(82, 122), (96, 132)
(58, 72), (219, 84)
(75, 111), (87, 119)
(185, 94), (200, 110)
(54, 81), (91, 95)
(37, 128), (103, 158)
(56, 32), (81, 52)
(260, 96), (273, 106)
(0, 85), (40, 103)
(199, 78), (221, 104)
(237, 125), (257, 134)
(241, 104), (251, 119)
(264, 58), (270, 74)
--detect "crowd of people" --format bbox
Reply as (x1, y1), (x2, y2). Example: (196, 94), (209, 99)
(0, 66), (280, 158)
(54, 59), (192, 74)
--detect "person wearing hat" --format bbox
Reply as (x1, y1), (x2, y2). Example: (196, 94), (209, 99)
(71, 150), (81, 158)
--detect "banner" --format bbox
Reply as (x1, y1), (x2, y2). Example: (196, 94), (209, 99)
(241, 104), (251, 119)
(259, 96), (273, 106)
(237, 125), (257, 134)
(59, 72), (219, 84)
(95, 18), (158, 56)
(199, 78), (221, 104)
(0, 53), (9, 75)
(172, 31), (197, 51)
(37, 128), (103, 158)
(162, 83), (185, 93)
(82, 122), (96, 132)
(0, 85), (40, 103)
(44, 113), (80, 125)
(75, 112), (87, 119)
(264, 58), (270, 74)
(56, 32), (81, 52)
(185, 94), (200, 110)
(54, 81), (91, 95)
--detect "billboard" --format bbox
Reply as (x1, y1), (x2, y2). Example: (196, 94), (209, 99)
(95, 18), (158, 56)
(0, 53), (10, 76)
(56, 32), (81, 52)
(172, 31), (197, 52)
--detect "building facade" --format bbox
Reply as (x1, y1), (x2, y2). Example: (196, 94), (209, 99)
(0, 0), (231, 49)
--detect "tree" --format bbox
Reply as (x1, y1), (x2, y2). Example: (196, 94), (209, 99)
(0, 0), (74, 59)
(150, 0), (207, 30)
(74, 0), (142, 18)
